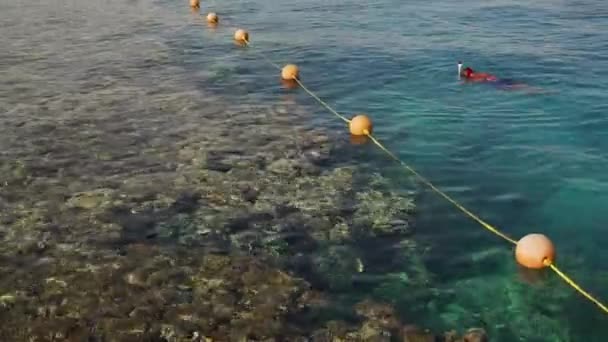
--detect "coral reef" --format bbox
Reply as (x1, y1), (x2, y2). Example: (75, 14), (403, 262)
(0, 90), (489, 341)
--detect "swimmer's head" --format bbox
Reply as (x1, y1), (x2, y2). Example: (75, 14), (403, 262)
(461, 67), (474, 78)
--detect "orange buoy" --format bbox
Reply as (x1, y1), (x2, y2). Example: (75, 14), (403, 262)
(515, 233), (555, 269)
(206, 12), (218, 24)
(349, 114), (372, 136)
(234, 29), (249, 43)
(281, 64), (299, 80)
(190, 0), (200, 8)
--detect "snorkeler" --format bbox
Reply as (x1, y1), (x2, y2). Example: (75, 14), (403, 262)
(457, 62), (532, 91)
(460, 66), (497, 82)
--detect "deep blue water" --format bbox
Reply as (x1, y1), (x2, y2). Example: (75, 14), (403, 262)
(181, 0), (608, 340)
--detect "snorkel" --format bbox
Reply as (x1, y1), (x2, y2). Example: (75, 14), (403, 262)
(458, 61), (463, 79)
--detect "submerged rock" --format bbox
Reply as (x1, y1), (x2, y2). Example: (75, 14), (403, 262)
(355, 299), (400, 326)
(124, 270), (148, 288)
(205, 159), (232, 173)
(188, 254), (318, 339)
(267, 158), (299, 175)
(463, 328), (488, 342)
(66, 188), (115, 210)
(358, 320), (393, 341)
(354, 188), (415, 236)
(401, 325), (437, 342)
(0, 293), (17, 308)
(240, 185), (259, 203)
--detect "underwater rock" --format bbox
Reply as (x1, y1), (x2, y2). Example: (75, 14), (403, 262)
(354, 299), (400, 329)
(302, 299), (462, 342)
(203, 150), (236, 173)
(188, 254), (317, 339)
(443, 330), (460, 342)
(303, 149), (330, 166)
(99, 318), (148, 340)
(307, 321), (346, 341)
(0, 213), (15, 225)
(103, 205), (158, 243)
(15, 239), (47, 256)
(267, 158), (299, 176)
(223, 211), (273, 233)
(146, 267), (190, 288)
(298, 158), (322, 176)
(352, 300), (402, 341)
(204, 159), (232, 173)
(159, 323), (178, 340)
(312, 245), (362, 291)
(178, 146), (199, 162)
(169, 191), (201, 213)
(66, 188), (116, 210)
(400, 325), (437, 342)
(358, 320), (393, 341)
(272, 213), (318, 245)
(124, 270), (148, 288)
(164, 303), (199, 322)
(0, 196), (7, 211)
(28, 318), (82, 341)
(263, 155), (321, 177)
(294, 289), (330, 311)
(0, 160), (29, 186)
(328, 221), (351, 241)
(84, 222), (123, 245)
(273, 203), (300, 218)
(353, 188), (415, 236)
(240, 184), (259, 203)
(463, 328), (488, 342)
(0, 293), (17, 308)
(128, 305), (157, 320)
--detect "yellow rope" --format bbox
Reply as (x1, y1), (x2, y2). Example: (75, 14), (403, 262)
(364, 133), (608, 315)
(293, 78), (351, 124)
(289, 75), (608, 318)
(245, 38), (351, 124)
(207, 15), (608, 317)
(243, 39), (284, 71)
(547, 261), (608, 314)
(364, 132), (518, 245)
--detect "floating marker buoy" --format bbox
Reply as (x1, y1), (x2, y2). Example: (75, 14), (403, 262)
(190, 0), (200, 8)
(234, 29), (249, 43)
(349, 114), (372, 136)
(515, 233), (555, 269)
(281, 64), (299, 80)
(207, 12), (218, 24)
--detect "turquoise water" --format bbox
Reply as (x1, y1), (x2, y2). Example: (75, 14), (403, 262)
(190, 0), (608, 339)
(2, 0), (608, 340)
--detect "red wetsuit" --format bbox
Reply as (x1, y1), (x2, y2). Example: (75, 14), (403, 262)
(468, 72), (497, 82)
(460, 66), (542, 92)
(462, 67), (497, 82)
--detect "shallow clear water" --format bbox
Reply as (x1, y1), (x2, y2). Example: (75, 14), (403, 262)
(2, 0), (608, 340)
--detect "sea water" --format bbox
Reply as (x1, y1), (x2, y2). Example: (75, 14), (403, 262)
(2, 0), (608, 340)
(208, 0), (608, 339)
